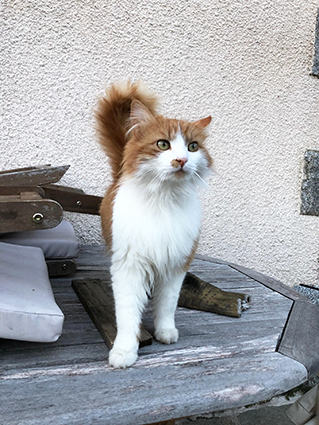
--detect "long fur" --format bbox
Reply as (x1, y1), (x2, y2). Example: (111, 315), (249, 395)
(95, 81), (212, 368)
(95, 81), (158, 180)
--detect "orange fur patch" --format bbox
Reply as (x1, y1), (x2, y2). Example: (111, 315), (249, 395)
(95, 81), (158, 180)
(99, 182), (118, 252)
(96, 81), (213, 255)
(183, 238), (199, 272)
(122, 117), (212, 176)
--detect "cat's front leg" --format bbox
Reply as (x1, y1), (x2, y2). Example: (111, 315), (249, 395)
(109, 263), (148, 368)
(153, 271), (186, 344)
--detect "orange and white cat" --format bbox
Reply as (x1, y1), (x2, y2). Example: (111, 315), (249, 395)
(95, 81), (212, 368)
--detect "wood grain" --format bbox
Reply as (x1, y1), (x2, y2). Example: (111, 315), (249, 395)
(278, 300), (319, 375)
(0, 165), (69, 187)
(0, 245), (311, 425)
(0, 195), (63, 233)
(0, 186), (45, 197)
(179, 272), (250, 317)
(43, 185), (103, 215)
(72, 278), (153, 349)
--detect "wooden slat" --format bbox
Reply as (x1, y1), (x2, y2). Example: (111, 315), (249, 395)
(20, 191), (42, 200)
(0, 165), (69, 187)
(0, 354), (307, 425)
(227, 263), (307, 302)
(278, 300), (319, 375)
(43, 184), (102, 215)
(0, 197), (63, 233)
(179, 272), (250, 318)
(0, 186), (45, 197)
(0, 246), (312, 425)
(72, 278), (153, 349)
(192, 255), (319, 375)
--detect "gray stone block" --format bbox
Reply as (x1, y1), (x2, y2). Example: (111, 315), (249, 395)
(312, 9), (319, 77)
(300, 150), (319, 216)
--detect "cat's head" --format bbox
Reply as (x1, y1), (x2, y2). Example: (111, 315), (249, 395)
(122, 100), (213, 191)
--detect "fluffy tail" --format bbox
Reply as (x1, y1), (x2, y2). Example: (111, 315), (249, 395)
(95, 81), (158, 179)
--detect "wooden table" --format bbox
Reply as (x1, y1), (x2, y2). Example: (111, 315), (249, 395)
(1, 246), (318, 425)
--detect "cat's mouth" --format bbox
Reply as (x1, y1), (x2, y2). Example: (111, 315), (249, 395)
(174, 168), (187, 179)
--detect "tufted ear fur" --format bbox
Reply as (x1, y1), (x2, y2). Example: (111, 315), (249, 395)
(130, 100), (156, 126)
(193, 116), (212, 129)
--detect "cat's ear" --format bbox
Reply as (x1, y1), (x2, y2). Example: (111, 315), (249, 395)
(193, 116), (212, 129)
(130, 100), (155, 126)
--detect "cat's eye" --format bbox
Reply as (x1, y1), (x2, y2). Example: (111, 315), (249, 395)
(188, 142), (199, 152)
(157, 140), (170, 151)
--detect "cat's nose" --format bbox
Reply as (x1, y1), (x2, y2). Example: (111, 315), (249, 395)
(176, 157), (188, 168)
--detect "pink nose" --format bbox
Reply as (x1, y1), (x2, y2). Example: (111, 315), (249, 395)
(176, 157), (188, 168)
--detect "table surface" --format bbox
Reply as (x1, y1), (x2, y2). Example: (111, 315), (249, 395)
(1, 245), (318, 425)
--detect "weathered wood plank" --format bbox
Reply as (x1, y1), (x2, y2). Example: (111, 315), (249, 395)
(189, 261), (261, 288)
(0, 196), (63, 233)
(0, 330), (281, 374)
(0, 321), (101, 352)
(0, 275), (292, 372)
(0, 353), (307, 425)
(43, 184), (103, 215)
(0, 186), (45, 197)
(278, 300), (319, 375)
(70, 272), (252, 353)
(227, 263), (307, 302)
(0, 245), (311, 425)
(0, 315), (286, 371)
(0, 165), (69, 187)
(72, 279), (153, 349)
(0, 268), (291, 372)
(179, 272), (250, 317)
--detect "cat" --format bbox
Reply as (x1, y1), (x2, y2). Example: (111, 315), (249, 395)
(95, 81), (212, 368)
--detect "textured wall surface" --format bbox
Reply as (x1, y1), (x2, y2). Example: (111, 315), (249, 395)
(2, 0), (319, 287)
(313, 8), (319, 75)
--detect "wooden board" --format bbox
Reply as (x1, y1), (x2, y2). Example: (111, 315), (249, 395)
(0, 165), (69, 187)
(278, 300), (319, 375)
(0, 186), (45, 197)
(0, 246), (312, 425)
(0, 196), (63, 233)
(71, 272), (251, 351)
(43, 185), (103, 215)
(179, 272), (250, 317)
(72, 278), (153, 349)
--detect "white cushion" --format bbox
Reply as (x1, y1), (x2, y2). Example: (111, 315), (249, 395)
(0, 242), (64, 342)
(0, 220), (79, 259)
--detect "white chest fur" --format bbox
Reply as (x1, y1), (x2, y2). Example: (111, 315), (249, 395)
(111, 178), (202, 277)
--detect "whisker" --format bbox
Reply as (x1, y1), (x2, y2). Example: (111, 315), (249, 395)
(194, 171), (209, 188)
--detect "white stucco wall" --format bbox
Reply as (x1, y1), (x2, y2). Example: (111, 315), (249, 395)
(2, 0), (319, 287)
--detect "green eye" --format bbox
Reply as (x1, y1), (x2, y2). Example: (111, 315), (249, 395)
(188, 142), (199, 152)
(157, 140), (170, 151)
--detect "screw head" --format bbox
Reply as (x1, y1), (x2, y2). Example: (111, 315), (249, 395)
(76, 200), (82, 207)
(32, 213), (44, 224)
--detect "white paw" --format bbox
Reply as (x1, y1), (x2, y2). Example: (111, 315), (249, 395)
(108, 347), (138, 369)
(154, 328), (179, 344)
